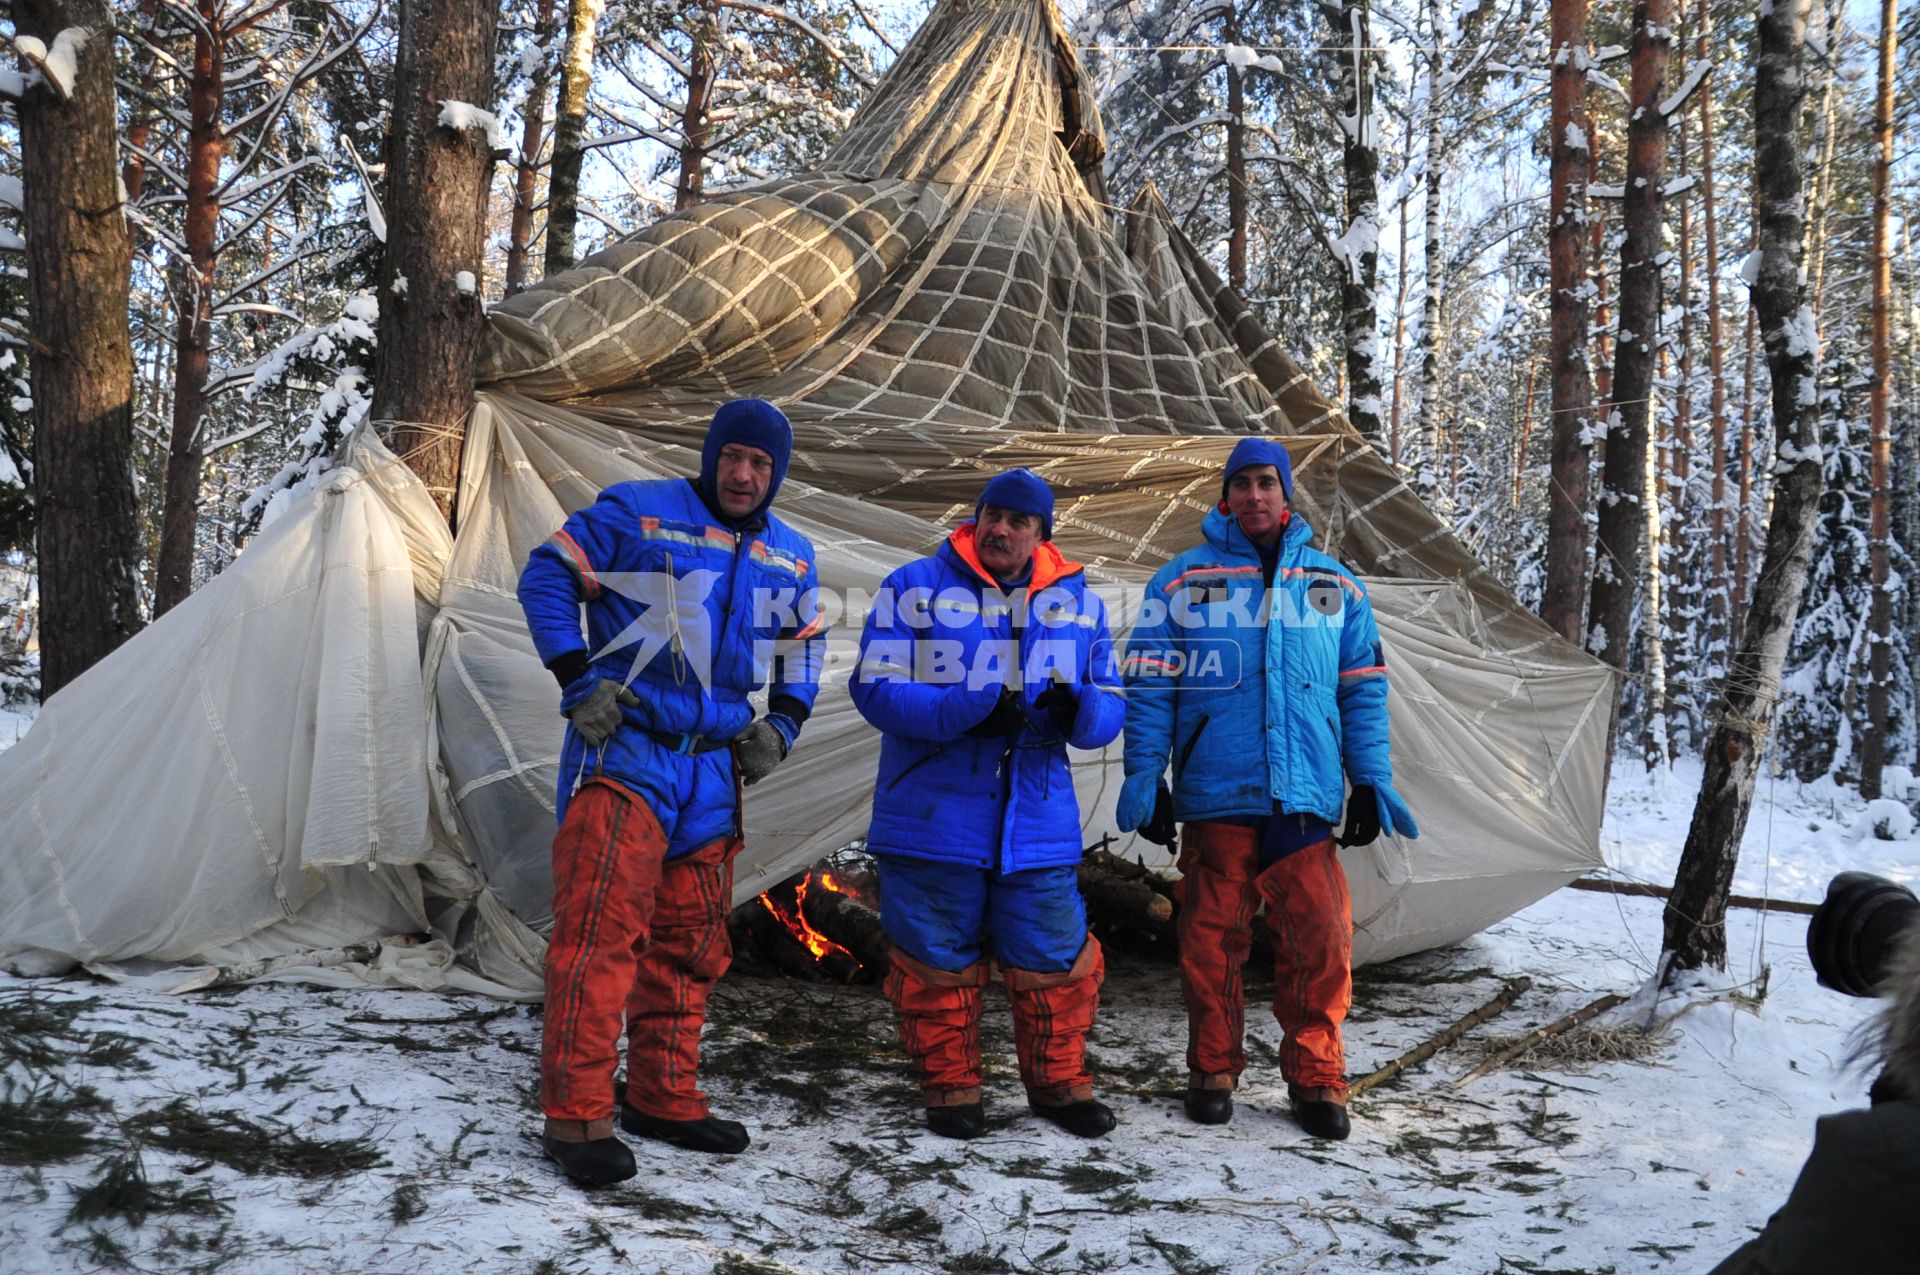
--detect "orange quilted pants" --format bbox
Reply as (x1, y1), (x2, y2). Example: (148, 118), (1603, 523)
(1175, 821), (1353, 1091)
(883, 949), (990, 1106)
(540, 778), (740, 1124)
(1005, 938), (1106, 1105)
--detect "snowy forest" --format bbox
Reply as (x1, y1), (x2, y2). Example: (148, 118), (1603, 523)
(4, 0), (1920, 1270)
(3, 0), (1917, 808)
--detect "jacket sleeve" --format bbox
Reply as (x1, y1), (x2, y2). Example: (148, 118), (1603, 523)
(1067, 588), (1127, 750)
(766, 540), (828, 729)
(849, 567), (997, 741)
(1335, 575), (1393, 784)
(518, 490), (626, 668)
(1120, 567), (1180, 779)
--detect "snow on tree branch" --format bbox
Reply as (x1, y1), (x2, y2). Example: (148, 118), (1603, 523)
(439, 99), (508, 151)
(1657, 59), (1711, 118)
(14, 27), (89, 102)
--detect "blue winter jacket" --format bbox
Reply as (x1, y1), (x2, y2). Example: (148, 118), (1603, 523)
(1122, 508), (1391, 824)
(518, 477), (827, 847)
(851, 524), (1127, 872)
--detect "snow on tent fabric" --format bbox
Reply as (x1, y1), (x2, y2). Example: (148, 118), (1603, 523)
(0, 0), (1613, 996)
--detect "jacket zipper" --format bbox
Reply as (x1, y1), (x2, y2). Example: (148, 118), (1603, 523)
(1177, 713), (1211, 774)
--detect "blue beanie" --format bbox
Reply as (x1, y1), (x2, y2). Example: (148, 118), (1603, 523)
(974, 467), (1055, 540)
(1222, 437), (1293, 499)
(700, 398), (791, 521)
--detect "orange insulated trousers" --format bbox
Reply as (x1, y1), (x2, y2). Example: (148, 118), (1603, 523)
(540, 778), (740, 1125)
(1174, 821), (1353, 1091)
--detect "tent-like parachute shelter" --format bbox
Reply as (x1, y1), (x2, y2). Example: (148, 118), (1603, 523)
(0, 0), (1612, 996)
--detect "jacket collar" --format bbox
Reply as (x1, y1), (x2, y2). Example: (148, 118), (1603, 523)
(943, 522), (1082, 592)
(1202, 504), (1312, 561)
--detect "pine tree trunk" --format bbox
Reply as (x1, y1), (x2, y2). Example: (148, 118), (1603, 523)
(17, 0), (144, 696)
(1644, 339), (1670, 767)
(1543, 0), (1595, 644)
(1697, 0), (1730, 674)
(1514, 355), (1540, 515)
(1667, 103), (1696, 753)
(1663, 0), (1822, 974)
(1592, 214), (1614, 454)
(153, 2), (223, 618)
(119, 0), (161, 257)
(505, 0), (557, 296)
(1585, 0), (1671, 702)
(1856, 0), (1898, 799)
(675, 3), (717, 212)
(1327, 0), (1381, 440)
(1904, 218), (1920, 770)
(1804, 0), (1842, 326)
(544, 0), (603, 274)
(1388, 188), (1412, 467)
(372, 0), (497, 523)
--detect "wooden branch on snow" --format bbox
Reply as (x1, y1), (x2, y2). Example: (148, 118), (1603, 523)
(1348, 975), (1532, 1097)
(1450, 990), (1628, 1089)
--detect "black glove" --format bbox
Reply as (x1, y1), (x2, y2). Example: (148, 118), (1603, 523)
(567, 680), (639, 747)
(1033, 679), (1079, 735)
(732, 717), (790, 786)
(1141, 781), (1177, 849)
(1336, 784), (1380, 848)
(963, 686), (1028, 738)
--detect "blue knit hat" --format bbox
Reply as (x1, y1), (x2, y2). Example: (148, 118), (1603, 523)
(974, 467), (1055, 540)
(700, 398), (791, 521)
(1222, 437), (1293, 500)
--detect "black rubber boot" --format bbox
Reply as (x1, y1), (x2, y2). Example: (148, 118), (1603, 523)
(618, 1102), (751, 1154)
(614, 1076), (750, 1154)
(1288, 1089), (1351, 1141)
(1029, 1098), (1116, 1138)
(1183, 1088), (1233, 1125)
(542, 1134), (637, 1188)
(926, 1101), (988, 1140)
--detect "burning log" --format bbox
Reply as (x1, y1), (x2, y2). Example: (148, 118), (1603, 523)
(799, 871), (894, 972)
(730, 864), (890, 984)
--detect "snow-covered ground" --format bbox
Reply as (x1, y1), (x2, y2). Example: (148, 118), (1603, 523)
(1, 762), (1912, 1275)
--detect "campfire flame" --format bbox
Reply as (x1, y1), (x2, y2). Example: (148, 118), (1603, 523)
(759, 873), (854, 962)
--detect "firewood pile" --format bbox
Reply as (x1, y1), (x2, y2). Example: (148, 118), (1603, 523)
(729, 840), (1211, 983)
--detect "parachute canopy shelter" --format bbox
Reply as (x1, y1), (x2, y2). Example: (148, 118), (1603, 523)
(0, 0), (1612, 996)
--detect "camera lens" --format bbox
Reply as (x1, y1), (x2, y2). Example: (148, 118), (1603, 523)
(1807, 872), (1920, 997)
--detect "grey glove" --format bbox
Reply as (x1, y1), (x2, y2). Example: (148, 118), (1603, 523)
(567, 679), (639, 747)
(733, 717), (790, 787)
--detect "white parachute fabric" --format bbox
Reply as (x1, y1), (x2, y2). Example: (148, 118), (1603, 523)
(0, 446), (439, 978)
(0, 0), (1615, 992)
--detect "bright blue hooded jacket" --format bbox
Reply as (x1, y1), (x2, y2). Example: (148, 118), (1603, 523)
(851, 524), (1127, 873)
(1122, 507), (1392, 825)
(518, 476), (826, 853)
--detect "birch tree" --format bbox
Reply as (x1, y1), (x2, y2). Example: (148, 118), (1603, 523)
(1663, 0), (1824, 974)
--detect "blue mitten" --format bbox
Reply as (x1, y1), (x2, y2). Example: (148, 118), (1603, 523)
(1375, 781), (1419, 840)
(1117, 770), (1160, 833)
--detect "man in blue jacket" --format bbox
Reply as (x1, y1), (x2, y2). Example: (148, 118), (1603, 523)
(518, 398), (827, 1187)
(1117, 438), (1417, 1141)
(851, 468), (1127, 1141)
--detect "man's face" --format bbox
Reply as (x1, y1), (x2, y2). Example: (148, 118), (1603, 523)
(714, 443), (773, 517)
(1227, 464), (1288, 544)
(975, 503), (1044, 579)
